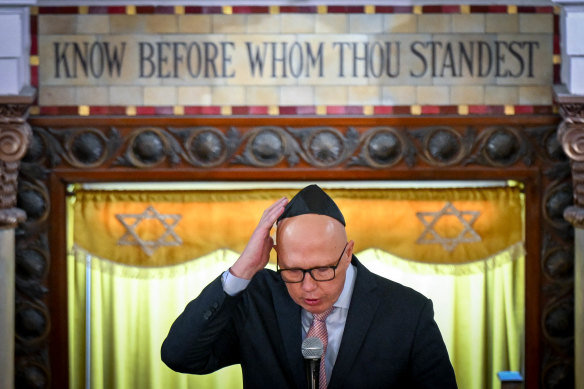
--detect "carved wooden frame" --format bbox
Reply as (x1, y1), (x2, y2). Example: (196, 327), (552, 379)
(14, 115), (573, 389)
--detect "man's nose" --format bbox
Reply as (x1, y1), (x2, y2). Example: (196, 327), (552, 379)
(301, 273), (317, 291)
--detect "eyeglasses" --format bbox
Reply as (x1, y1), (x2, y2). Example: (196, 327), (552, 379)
(277, 243), (348, 283)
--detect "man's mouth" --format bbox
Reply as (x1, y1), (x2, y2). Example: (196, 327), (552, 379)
(304, 298), (321, 306)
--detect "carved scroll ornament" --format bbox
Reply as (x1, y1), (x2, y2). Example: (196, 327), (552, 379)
(0, 106), (32, 227)
(558, 102), (584, 228)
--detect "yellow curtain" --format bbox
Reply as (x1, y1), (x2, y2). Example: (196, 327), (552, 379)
(68, 185), (524, 389)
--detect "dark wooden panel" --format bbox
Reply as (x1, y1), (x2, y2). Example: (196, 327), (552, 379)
(15, 114), (571, 389)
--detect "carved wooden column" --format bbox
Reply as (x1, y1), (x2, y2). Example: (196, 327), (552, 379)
(556, 87), (584, 389)
(0, 89), (33, 389)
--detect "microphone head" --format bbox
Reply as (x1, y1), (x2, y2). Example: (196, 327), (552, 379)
(301, 337), (324, 360)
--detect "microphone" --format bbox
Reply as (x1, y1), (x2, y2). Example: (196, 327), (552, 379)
(301, 337), (324, 389)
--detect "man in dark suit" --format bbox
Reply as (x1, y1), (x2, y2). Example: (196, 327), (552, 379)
(162, 185), (457, 388)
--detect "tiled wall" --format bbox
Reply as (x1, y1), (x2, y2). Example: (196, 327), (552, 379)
(31, 5), (559, 116)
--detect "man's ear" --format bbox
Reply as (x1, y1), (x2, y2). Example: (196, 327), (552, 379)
(345, 240), (355, 262)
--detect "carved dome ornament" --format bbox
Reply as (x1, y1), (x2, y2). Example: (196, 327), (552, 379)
(543, 298), (574, 340)
(15, 361), (49, 389)
(129, 128), (168, 167)
(185, 128), (228, 167)
(420, 127), (466, 166)
(482, 127), (522, 166)
(249, 128), (285, 166)
(296, 126), (359, 168)
(17, 181), (49, 224)
(359, 127), (405, 168)
(15, 300), (51, 346)
(543, 362), (574, 389)
(543, 182), (573, 229)
(543, 247), (574, 281)
(64, 128), (110, 168)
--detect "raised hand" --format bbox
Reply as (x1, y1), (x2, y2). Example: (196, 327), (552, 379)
(230, 197), (288, 279)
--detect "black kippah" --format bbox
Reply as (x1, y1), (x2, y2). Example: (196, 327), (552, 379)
(277, 184), (345, 226)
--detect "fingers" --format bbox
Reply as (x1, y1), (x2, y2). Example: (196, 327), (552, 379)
(259, 197), (288, 229)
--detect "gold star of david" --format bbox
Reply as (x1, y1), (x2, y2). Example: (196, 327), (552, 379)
(116, 206), (182, 256)
(416, 202), (481, 252)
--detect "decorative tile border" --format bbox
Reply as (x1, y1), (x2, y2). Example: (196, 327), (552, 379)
(29, 104), (555, 116)
(29, 5), (560, 116)
(29, 5), (559, 15)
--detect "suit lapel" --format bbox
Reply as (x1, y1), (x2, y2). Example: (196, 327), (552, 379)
(328, 258), (380, 388)
(273, 279), (304, 389)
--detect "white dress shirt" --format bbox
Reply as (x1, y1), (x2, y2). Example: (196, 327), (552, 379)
(221, 263), (358, 385)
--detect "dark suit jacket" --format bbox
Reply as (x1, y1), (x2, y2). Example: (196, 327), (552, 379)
(161, 257), (457, 388)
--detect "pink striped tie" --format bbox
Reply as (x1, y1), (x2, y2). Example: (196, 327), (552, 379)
(306, 307), (334, 389)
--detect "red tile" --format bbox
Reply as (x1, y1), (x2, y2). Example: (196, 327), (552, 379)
(279, 106), (297, 115)
(487, 106), (505, 114)
(327, 6), (364, 13)
(184, 7), (203, 14)
(184, 106), (202, 115)
(469, 105), (488, 114)
(201, 7), (223, 14)
(88, 106), (108, 115)
(470, 6), (489, 13)
(553, 36), (560, 54)
(110, 106), (128, 115)
(393, 106), (411, 115)
(327, 106), (346, 114)
(374, 6), (395, 14)
(345, 106), (363, 115)
(487, 6), (507, 13)
(30, 15), (37, 35)
(232, 106), (249, 115)
(297, 106), (316, 115)
(58, 106), (80, 115)
(393, 6), (413, 13)
(154, 6), (175, 14)
(533, 105), (553, 114)
(441, 6), (461, 13)
(155, 106), (174, 115)
(107, 7), (126, 14)
(90, 106), (125, 115)
(136, 6), (155, 14)
(536, 6), (554, 13)
(200, 106), (221, 115)
(554, 64), (561, 84)
(39, 7), (78, 14)
(374, 106), (393, 115)
(518, 6), (536, 13)
(30, 36), (38, 56)
(421, 105), (440, 114)
(346, 6), (365, 13)
(39, 106), (58, 115)
(279, 6), (317, 13)
(136, 106), (156, 115)
(514, 105), (534, 114)
(439, 106), (458, 115)
(30, 66), (38, 88)
(233, 6), (269, 14)
(87, 7), (109, 14)
(422, 6), (442, 13)
(249, 106), (269, 115)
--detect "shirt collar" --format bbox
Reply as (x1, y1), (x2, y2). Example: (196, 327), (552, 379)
(334, 262), (356, 310)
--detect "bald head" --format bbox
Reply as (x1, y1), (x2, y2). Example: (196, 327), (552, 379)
(276, 214), (347, 259)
